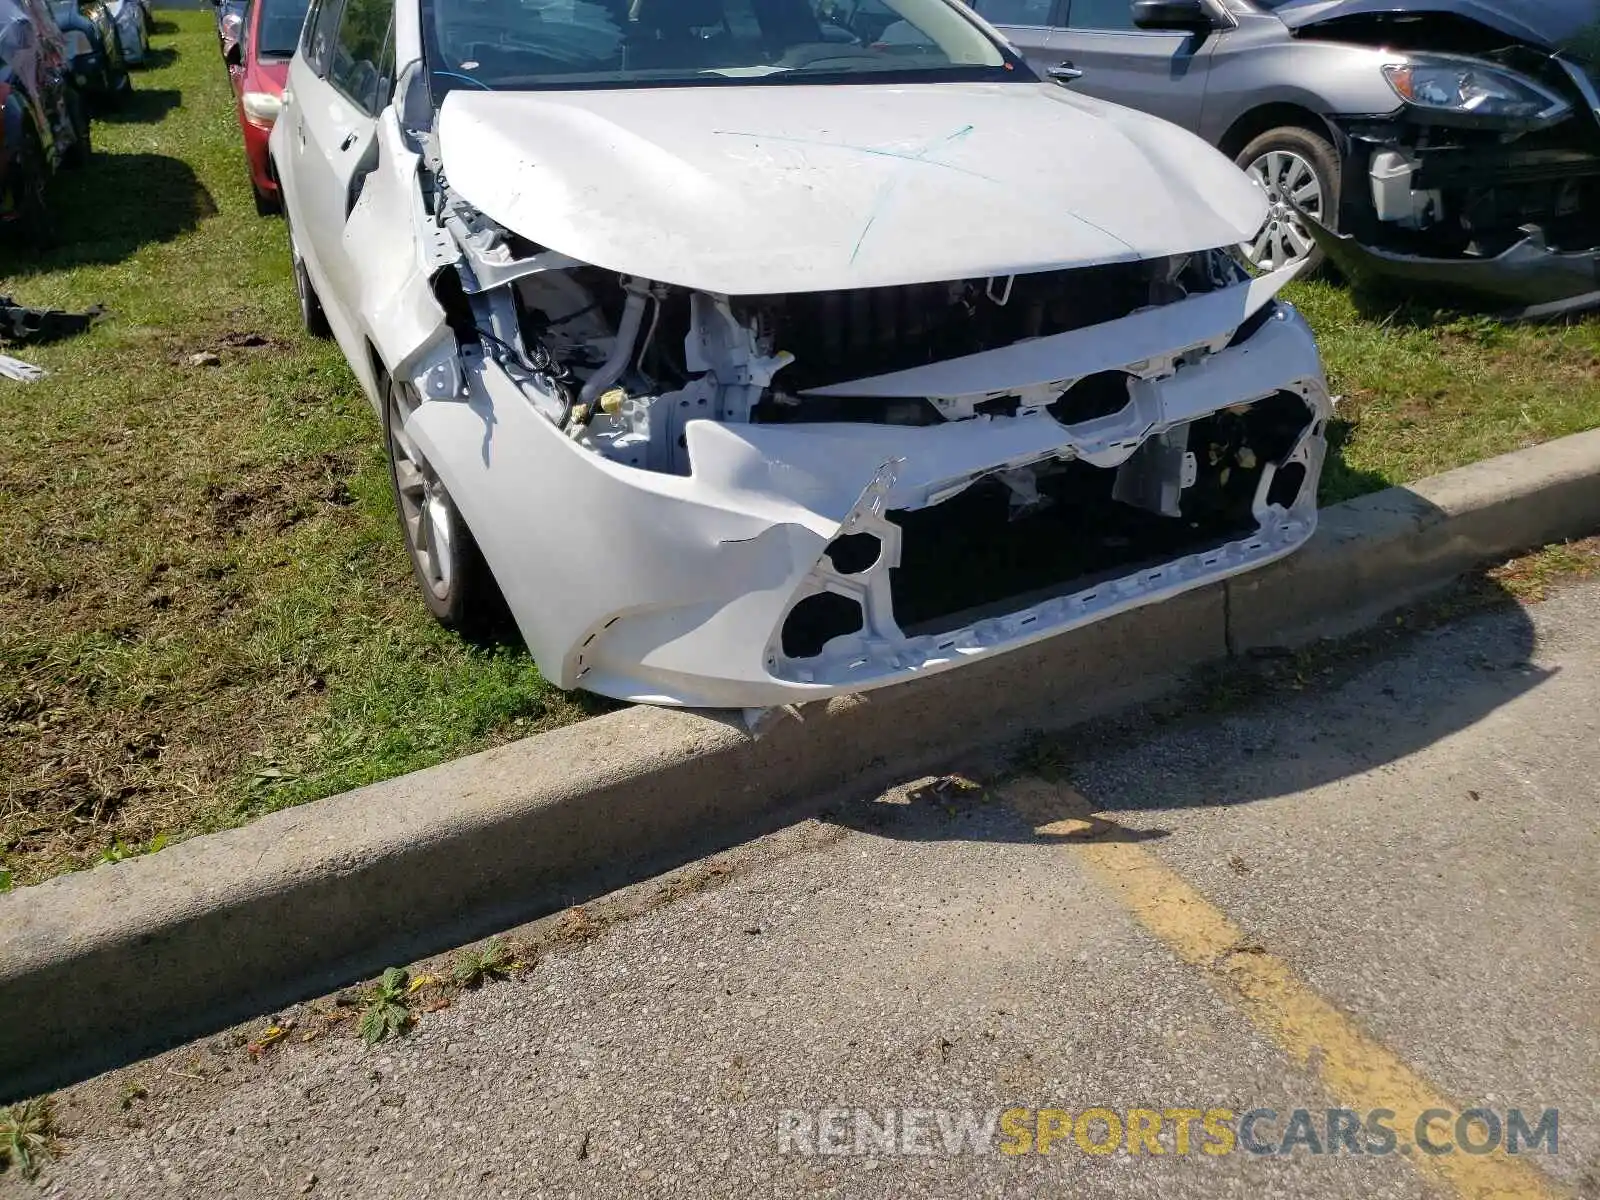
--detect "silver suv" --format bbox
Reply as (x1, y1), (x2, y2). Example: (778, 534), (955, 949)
(974, 0), (1600, 316)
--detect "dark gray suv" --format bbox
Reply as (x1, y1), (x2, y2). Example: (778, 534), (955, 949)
(973, 0), (1600, 316)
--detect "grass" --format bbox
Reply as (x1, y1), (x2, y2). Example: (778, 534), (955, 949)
(0, 12), (1597, 887)
(0, 1097), (57, 1180)
(0, 11), (591, 888)
(1287, 282), (1600, 503)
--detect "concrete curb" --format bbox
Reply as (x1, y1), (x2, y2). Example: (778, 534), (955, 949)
(6, 428), (1600, 1098)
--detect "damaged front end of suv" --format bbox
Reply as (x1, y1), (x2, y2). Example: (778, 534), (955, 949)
(1287, 0), (1600, 317)
(295, 12), (1332, 709)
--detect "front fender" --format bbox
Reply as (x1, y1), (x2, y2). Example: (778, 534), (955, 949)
(342, 106), (456, 405)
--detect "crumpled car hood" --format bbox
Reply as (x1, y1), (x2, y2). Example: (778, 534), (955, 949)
(1270, 0), (1599, 59)
(437, 81), (1267, 294)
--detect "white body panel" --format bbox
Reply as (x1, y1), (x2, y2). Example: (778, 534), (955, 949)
(437, 81), (1269, 294)
(412, 302), (1330, 708)
(272, 31), (1332, 709)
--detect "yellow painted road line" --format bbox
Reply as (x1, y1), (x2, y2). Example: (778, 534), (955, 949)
(1002, 777), (1565, 1200)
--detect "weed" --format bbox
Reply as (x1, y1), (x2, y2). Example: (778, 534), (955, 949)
(1488, 537), (1600, 601)
(358, 968), (413, 1045)
(0, 1097), (58, 1179)
(450, 938), (516, 989)
(99, 832), (168, 865)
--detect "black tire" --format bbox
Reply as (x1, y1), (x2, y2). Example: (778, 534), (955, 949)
(286, 213), (331, 338)
(61, 86), (92, 168)
(383, 377), (496, 631)
(252, 180), (280, 217)
(4, 120), (54, 244)
(1234, 125), (1341, 276)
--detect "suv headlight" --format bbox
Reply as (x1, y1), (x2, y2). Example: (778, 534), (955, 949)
(1383, 56), (1570, 124)
(242, 91), (283, 121)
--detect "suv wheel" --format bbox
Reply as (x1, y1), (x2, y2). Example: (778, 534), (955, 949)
(1236, 126), (1340, 274)
(383, 377), (495, 631)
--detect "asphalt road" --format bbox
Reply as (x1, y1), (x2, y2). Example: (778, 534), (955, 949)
(14, 578), (1600, 1200)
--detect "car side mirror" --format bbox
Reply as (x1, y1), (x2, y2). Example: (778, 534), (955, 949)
(1131, 0), (1214, 34)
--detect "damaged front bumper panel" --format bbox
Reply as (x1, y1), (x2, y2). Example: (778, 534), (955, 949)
(404, 254), (1331, 709)
(1307, 218), (1600, 319)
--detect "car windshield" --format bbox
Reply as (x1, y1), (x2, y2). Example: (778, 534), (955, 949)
(421, 0), (1018, 92)
(256, 0), (310, 56)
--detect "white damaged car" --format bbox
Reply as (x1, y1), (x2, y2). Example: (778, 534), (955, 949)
(270, 0), (1333, 708)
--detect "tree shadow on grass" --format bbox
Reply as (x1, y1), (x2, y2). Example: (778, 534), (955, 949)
(1342, 280), (1599, 331)
(1317, 416), (1396, 506)
(1347, 287), (1484, 331)
(137, 43), (181, 69)
(96, 86), (182, 123)
(5, 150), (216, 278)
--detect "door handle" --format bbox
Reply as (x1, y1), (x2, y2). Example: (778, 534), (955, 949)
(339, 130), (359, 152)
(1047, 61), (1084, 82)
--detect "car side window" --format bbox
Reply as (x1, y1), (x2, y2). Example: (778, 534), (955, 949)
(299, 0), (319, 57)
(971, 0), (1054, 26)
(1063, 0), (1138, 31)
(328, 0), (393, 114)
(302, 0), (345, 73)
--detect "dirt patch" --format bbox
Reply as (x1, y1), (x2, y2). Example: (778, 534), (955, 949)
(216, 330), (290, 352)
(159, 327), (295, 365)
(1, 446), (366, 881)
(202, 451), (359, 537)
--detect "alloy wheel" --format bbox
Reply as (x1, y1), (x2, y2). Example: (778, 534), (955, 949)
(1243, 150), (1324, 272)
(387, 388), (455, 601)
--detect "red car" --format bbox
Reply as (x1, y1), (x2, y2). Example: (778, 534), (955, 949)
(225, 0), (305, 215)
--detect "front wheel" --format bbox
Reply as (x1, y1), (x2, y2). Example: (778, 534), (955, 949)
(285, 213), (331, 338)
(384, 378), (496, 631)
(1235, 126), (1341, 275)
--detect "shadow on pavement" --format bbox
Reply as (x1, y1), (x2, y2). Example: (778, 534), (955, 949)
(826, 577), (1546, 846)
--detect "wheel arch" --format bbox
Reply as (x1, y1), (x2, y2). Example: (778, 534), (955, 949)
(1218, 103), (1339, 163)
(361, 338), (392, 418)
